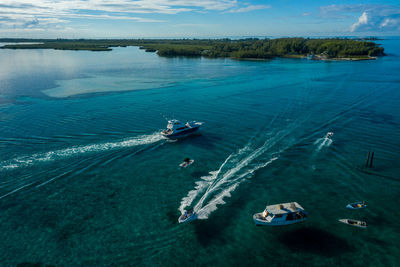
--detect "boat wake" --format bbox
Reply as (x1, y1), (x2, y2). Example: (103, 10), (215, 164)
(0, 131), (167, 200)
(177, 85), (349, 221)
(178, 105), (331, 220)
(0, 132), (165, 171)
(314, 132), (333, 152)
(178, 130), (292, 220)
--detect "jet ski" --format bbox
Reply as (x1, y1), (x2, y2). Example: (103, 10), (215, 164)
(326, 132), (334, 138)
(180, 158), (194, 168)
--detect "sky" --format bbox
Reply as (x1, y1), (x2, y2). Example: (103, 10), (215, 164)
(0, 0), (400, 38)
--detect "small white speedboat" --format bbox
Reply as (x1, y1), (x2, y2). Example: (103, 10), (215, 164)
(253, 202), (307, 226)
(326, 132), (334, 138)
(346, 201), (367, 210)
(180, 158), (194, 168)
(178, 210), (197, 223)
(339, 219), (367, 229)
(161, 120), (202, 139)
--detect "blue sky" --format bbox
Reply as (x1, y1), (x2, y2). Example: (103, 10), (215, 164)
(0, 0), (399, 38)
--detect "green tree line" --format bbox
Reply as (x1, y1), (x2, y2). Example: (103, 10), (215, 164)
(1, 38), (384, 59)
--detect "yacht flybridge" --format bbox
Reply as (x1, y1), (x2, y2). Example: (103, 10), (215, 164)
(161, 120), (202, 138)
(253, 202), (307, 226)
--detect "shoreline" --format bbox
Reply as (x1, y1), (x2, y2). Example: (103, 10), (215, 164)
(283, 54), (377, 61)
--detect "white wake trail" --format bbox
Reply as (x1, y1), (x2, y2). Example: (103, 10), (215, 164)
(180, 143), (258, 214)
(0, 132), (165, 171)
(314, 136), (333, 152)
(179, 154), (233, 214)
(178, 109), (317, 220)
(179, 132), (284, 219)
(196, 156), (278, 219)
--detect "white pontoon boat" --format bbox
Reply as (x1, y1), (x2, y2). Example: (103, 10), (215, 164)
(253, 202), (307, 226)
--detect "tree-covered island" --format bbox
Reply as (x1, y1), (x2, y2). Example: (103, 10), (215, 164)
(0, 38), (384, 60)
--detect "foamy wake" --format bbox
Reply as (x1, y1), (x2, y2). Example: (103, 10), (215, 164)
(314, 136), (333, 152)
(178, 154), (233, 214)
(0, 132), (165, 171)
(196, 157), (278, 219)
(179, 133), (282, 219)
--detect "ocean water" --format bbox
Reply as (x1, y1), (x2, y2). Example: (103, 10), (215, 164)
(0, 39), (399, 266)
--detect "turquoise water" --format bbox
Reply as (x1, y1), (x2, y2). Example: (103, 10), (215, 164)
(0, 39), (400, 266)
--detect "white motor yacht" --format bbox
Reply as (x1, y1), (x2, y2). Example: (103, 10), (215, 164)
(161, 120), (202, 138)
(253, 202), (307, 226)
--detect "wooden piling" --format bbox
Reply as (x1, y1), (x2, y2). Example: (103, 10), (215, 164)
(369, 152), (374, 168)
(365, 151), (370, 168)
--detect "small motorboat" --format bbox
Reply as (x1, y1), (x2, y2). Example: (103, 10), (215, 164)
(338, 219), (367, 229)
(180, 158), (194, 168)
(346, 201), (367, 210)
(326, 132), (334, 138)
(253, 202), (307, 226)
(307, 54), (316, 60)
(161, 120), (202, 139)
(178, 209), (197, 223)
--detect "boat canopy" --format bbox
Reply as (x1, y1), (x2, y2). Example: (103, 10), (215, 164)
(167, 120), (184, 129)
(265, 202), (304, 215)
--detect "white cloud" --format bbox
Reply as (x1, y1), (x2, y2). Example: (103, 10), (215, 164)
(380, 18), (399, 29)
(0, 0), (238, 16)
(320, 4), (400, 33)
(0, 0), (255, 31)
(351, 11), (368, 32)
(225, 4), (270, 13)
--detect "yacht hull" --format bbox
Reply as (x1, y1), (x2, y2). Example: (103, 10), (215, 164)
(178, 213), (197, 224)
(253, 213), (307, 226)
(162, 126), (200, 138)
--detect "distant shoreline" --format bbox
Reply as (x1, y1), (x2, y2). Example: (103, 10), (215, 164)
(235, 55), (377, 61)
(282, 54), (378, 61)
(0, 38), (385, 61)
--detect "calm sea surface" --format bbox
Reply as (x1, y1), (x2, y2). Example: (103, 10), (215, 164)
(0, 39), (399, 266)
